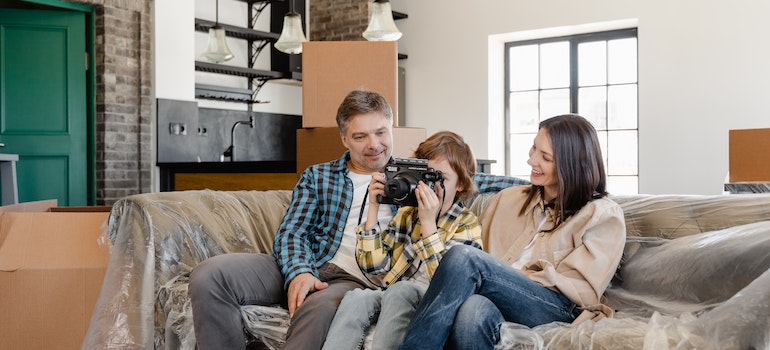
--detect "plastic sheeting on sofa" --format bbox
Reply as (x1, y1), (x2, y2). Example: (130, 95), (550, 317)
(81, 191), (770, 350)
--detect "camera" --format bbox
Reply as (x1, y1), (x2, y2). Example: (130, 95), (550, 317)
(377, 157), (443, 207)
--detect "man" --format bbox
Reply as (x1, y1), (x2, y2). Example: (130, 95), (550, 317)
(189, 90), (528, 350)
(190, 90), (397, 350)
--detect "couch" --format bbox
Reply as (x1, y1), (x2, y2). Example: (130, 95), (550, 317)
(81, 189), (770, 350)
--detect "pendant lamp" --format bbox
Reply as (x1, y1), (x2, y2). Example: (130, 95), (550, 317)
(201, 0), (234, 63)
(363, 0), (402, 41)
(274, 0), (308, 54)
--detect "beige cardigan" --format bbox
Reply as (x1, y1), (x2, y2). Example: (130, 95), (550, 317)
(479, 186), (626, 322)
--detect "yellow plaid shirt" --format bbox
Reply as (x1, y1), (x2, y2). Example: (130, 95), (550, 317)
(356, 201), (483, 288)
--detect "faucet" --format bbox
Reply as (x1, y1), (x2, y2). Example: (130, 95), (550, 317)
(222, 116), (255, 162)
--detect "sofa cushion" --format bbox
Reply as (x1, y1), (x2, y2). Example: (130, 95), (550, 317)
(615, 220), (770, 308)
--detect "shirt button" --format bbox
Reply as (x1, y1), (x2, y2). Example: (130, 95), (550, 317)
(338, 227), (343, 232)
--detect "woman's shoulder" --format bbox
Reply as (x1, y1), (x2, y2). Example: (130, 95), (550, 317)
(498, 185), (529, 196)
(583, 195), (625, 217)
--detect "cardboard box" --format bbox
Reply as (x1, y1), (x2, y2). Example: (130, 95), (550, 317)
(296, 127), (426, 174)
(0, 199), (57, 214)
(729, 128), (770, 182)
(302, 41), (399, 128)
(0, 208), (110, 350)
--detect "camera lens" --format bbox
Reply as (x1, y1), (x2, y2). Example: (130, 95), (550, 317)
(384, 173), (420, 201)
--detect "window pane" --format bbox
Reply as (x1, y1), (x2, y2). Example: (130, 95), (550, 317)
(540, 89), (570, 120)
(578, 41), (606, 86)
(578, 86), (607, 130)
(607, 176), (638, 195)
(540, 42), (569, 89)
(608, 38), (637, 84)
(509, 133), (536, 176)
(509, 45), (539, 91)
(607, 130), (638, 175)
(509, 91), (539, 133)
(608, 84), (637, 129)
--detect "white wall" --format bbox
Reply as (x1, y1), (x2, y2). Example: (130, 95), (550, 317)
(156, 0), (770, 195)
(391, 0), (770, 195)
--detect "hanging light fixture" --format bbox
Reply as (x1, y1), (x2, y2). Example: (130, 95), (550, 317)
(201, 0), (234, 63)
(363, 0), (402, 41)
(274, 0), (308, 54)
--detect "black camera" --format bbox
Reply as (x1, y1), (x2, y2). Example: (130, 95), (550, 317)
(377, 157), (444, 207)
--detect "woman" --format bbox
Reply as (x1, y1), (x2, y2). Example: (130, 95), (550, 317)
(398, 114), (626, 349)
(322, 131), (484, 350)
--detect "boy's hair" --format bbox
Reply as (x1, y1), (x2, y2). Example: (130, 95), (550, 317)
(335, 90), (393, 134)
(414, 131), (478, 203)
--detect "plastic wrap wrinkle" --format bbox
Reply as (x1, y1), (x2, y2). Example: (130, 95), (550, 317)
(241, 305), (290, 350)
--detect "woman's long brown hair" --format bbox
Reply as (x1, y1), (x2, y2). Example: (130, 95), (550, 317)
(519, 114), (608, 228)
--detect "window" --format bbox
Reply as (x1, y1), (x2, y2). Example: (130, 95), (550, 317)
(505, 28), (638, 194)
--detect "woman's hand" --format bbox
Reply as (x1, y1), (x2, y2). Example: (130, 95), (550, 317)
(416, 181), (440, 237)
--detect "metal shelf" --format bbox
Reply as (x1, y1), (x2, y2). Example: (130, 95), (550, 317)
(195, 0), (278, 106)
(195, 19), (279, 41)
(195, 61), (284, 79)
(195, 84), (254, 103)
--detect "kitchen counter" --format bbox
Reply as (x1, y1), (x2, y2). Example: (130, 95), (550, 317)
(158, 161), (296, 191)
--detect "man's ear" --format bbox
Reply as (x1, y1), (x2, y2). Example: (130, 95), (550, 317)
(340, 132), (349, 149)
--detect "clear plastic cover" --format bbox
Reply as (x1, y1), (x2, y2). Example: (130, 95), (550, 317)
(82, 191), (770, 349)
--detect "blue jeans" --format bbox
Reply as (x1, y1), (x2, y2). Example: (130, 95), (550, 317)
(322, 281), (426, 350)
(398, 246), (579, 350)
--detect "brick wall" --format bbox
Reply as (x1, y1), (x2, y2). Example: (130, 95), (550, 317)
(71, 0), (154, 205)
(309, 0), (370, 41)
(60, 0), (372, 204)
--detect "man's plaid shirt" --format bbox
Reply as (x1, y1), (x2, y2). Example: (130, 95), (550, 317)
(273, 151), (529, 288)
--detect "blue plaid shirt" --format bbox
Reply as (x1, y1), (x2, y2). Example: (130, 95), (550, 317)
(273, 151), (529, 288)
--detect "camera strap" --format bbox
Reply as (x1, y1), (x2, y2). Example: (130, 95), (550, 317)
(358, 190), (368, 226)
(356, 188), (388, 290)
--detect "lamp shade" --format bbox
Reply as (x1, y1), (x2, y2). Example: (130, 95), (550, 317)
(363, 0), (402, 41)
(202, 25), (234, 63)
(275, 12), (307, 54)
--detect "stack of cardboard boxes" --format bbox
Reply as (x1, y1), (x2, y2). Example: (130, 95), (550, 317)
(297, 41), (425, 173)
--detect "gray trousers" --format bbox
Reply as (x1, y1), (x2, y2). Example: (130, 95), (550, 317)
(189, 253), (368, 350)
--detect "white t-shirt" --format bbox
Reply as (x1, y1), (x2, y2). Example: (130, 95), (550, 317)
(329, 171), (393, 287)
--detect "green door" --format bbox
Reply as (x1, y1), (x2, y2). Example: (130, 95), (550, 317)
(0, 9), (87, 206)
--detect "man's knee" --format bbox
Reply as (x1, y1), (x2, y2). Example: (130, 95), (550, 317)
(189, 253), (280, 301)
(189, 254), (229, 299)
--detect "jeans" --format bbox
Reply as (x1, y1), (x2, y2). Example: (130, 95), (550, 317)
(188, 253), (368, 350)
(398, 246), (579, 350)
(323, 281), (426, 350)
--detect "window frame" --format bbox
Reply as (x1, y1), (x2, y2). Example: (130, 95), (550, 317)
(504, 27), (639, 193)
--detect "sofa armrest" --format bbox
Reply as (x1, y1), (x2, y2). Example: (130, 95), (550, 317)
(83, 189), (292, 349)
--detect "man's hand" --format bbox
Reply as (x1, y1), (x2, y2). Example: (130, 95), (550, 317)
(287, 273), (328, 316)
